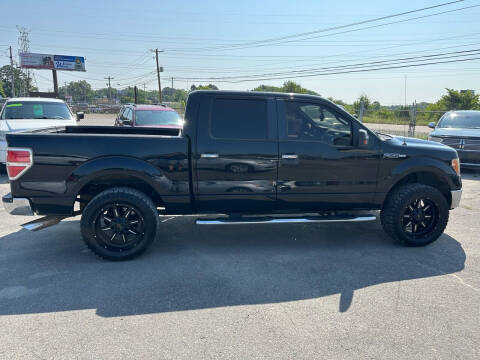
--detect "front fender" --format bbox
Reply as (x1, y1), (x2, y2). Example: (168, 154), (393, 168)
(380, 156), (461, 195)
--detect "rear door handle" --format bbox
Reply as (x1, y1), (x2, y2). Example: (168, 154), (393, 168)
(201, 153), (219, 158)
(282, 154), (298, 159)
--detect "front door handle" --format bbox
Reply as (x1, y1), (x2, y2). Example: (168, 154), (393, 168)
(201, 153), (219, 158)
(282, 154), (298, 159)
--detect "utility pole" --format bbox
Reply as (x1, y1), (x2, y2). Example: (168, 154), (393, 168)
(142, 83), (146, 103)
(9, 46), (15, 97)
(52, 70), (58, 97)
(17, 26), (31, 96)
(154, 49), (164, 103)
(104, 76), (114, 103)
(171, 77), (174, 89)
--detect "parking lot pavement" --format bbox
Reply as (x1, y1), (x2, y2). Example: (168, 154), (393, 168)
(0, 172), (479, 359)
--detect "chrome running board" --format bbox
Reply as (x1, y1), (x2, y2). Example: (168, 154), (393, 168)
(196, 215), (376, 225)
(22, 216), (67, 231)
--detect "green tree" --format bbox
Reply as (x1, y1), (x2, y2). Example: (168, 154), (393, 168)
(253, 81), (318, 95)
(371, 101), (381, 111)
(162, 87), (188, 103)
(253, 84), (283, 92)
(59, 80), (93, 103)
(0, 65), (37, 97)
(353, 94), (371, 113)
(0, 80), (5, 98)
(282, 80), (318, 95)
(436, 88), (480, 110)
(190, 84), (219, 91)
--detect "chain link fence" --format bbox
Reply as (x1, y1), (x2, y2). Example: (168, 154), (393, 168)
(357, 102), (446, 139)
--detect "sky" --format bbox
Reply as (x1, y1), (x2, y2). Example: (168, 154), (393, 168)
(1, 0), (480, 105)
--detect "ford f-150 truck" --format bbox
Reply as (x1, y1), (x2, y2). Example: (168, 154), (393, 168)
(2, 91), (462, 261)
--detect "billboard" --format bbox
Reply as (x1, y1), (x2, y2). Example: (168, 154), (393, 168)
(19, 53), (86, 71)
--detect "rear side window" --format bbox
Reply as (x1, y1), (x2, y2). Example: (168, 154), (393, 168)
(210, 98), (268, 140)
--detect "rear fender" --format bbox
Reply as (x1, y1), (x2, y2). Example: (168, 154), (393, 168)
(68, 156), (173, 198)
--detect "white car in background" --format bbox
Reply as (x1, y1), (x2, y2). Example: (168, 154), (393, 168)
(0, 97), (83, 169)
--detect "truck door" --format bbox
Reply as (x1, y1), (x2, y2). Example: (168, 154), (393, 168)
(194, 95), (278, 212)
(276, 99), (381, 211)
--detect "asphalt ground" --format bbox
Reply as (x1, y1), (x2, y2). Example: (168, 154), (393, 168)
(0, 168), (479, 359)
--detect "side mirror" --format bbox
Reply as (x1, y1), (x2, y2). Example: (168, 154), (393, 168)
(354, 114), (358, 119)
(76, 112), (84, 121)
(358, 129), (369, 148)
(428, 122), (436, 129)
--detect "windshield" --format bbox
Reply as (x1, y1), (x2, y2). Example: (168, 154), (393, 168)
(1, 101), (72, 120)
(437, 112), (480, 129)
(135, 110), (182, 126)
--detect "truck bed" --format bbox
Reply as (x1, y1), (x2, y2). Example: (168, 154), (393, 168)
(6, 126), (191, 215)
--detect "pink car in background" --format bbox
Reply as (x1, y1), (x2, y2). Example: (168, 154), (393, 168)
(115, 104), (183, 129)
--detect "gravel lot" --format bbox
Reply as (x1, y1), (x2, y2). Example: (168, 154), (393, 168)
(0, 124), (478, 358)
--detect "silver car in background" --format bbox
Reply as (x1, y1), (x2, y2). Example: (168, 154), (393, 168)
(428, 110), (480, 170)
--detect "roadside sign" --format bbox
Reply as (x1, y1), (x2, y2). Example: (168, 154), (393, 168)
(19, 53), (86, 71)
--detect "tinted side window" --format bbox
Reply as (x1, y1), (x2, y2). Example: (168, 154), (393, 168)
(210, 98), (268, 140)
(286, 101), (352, 146)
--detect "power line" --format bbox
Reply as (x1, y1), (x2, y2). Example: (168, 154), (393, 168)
(175, 48), (480, 81)
(167, 0), (469, 52)
(175, 54), (480, 83)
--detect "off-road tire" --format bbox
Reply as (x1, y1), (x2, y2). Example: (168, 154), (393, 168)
(380, 183), (449, 246)
(80, 187), (159, 261)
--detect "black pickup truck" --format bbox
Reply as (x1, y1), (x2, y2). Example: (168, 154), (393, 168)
(2, 91), (462, 260)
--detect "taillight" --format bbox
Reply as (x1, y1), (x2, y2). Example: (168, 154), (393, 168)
(6, 148), (33, 180)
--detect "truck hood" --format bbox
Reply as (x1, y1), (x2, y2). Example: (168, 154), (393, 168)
(386, 135), (458, 159)
(430, 127), (480, 138)
(1, 118), (77, 132)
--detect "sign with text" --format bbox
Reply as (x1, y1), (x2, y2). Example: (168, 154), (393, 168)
(20, 53), (86, 71)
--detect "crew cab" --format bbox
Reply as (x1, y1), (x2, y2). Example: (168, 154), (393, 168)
(0, 97), (83, 168)
(2, 91), (462, 260)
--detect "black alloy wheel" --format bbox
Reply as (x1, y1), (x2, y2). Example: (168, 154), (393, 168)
(401, 198), (438, 238)
(81, 187), (159, 261)
(94, 203), (146, 252)
(381, 183), (449, 247)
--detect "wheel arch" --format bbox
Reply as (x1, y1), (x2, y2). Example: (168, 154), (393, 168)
(69, 156), (169, 210)
(383, 170), (452, 209)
